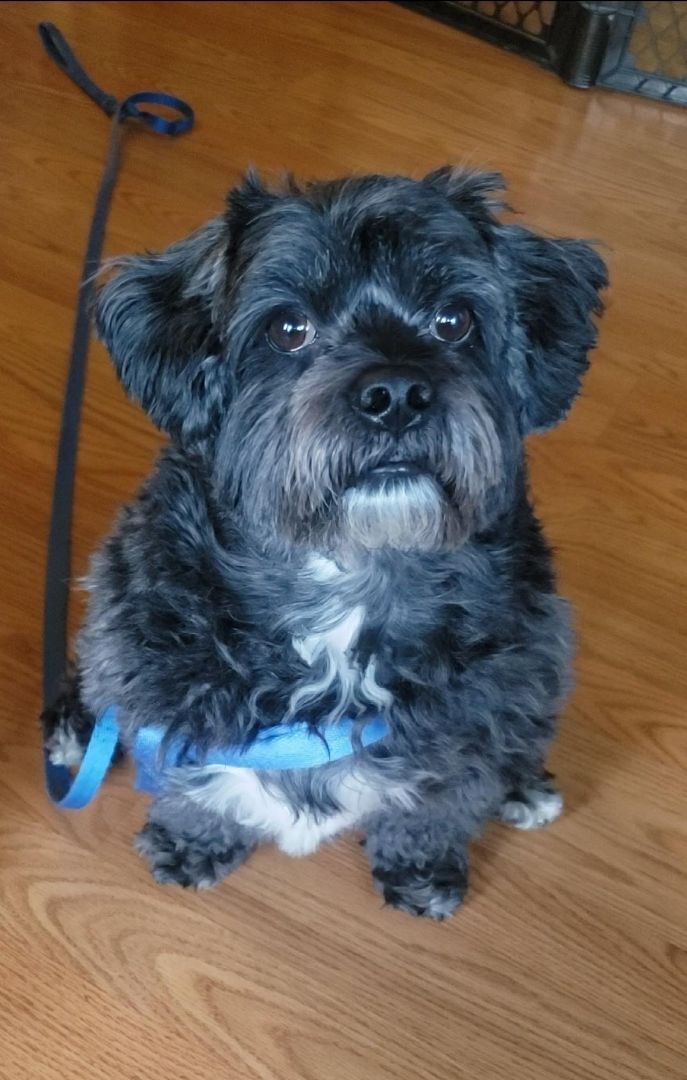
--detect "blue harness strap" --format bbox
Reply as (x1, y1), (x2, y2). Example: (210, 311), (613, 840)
(133, 715), (391, 793)
(46, 708), (390, 808)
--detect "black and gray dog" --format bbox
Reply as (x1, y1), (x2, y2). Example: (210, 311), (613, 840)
(44, 167), (606, 918)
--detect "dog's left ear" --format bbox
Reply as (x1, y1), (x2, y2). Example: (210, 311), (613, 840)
(95, 218), (230, 442)
(425, 167), (607, 433)
(495, 224), (608, 433)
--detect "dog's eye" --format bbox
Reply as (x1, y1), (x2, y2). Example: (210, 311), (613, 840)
(430, 303), (473, 343)
(266, 309), (317, 353)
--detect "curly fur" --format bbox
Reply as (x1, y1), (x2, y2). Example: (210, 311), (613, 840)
(43, 167), (606, 917)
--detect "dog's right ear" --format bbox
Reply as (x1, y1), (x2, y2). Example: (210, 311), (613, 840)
(95, 217), (231, 442)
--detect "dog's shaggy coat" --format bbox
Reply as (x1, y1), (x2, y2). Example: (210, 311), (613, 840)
(44, 168), (606, 917)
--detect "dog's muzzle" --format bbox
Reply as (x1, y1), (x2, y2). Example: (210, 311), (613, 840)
(342, 468), (446, 552)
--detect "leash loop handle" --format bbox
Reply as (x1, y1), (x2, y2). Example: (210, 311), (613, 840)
(120, 91), (194, 136)
(38, 23), (196, 136)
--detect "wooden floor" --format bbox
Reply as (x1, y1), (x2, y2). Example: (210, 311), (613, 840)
(1, 3), (686, 1077)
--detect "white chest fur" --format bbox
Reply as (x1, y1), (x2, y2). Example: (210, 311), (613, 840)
(186, 556), (400, 856)
(188, 764), (390, 856)
(288, 556), (392, 718)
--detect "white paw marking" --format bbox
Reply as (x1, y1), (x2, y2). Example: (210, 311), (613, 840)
(47, 728), (84, 768)
(500, 787), (563, 830)
(422, 889), (463, 920)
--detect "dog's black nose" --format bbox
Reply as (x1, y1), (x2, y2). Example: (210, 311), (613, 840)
(352, 366), (434, 433)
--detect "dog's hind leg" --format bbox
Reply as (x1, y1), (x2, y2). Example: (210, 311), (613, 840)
(136, 792), (257, 890)
(497, 769), (563, 830)
(41, 667), (108, 767)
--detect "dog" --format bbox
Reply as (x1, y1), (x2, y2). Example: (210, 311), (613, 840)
(43, 167), (606, 918)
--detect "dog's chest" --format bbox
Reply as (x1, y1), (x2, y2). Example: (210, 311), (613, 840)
(187, 559), (399, 856)
(189, 764), (387, 855)
(287, 557), (393, 716)
(292, 603), (365, 674)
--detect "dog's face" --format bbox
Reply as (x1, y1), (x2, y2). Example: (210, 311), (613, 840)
(97, 169), (606, 555)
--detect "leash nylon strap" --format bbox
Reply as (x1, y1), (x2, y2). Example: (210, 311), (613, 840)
(39, 23), (194, 808)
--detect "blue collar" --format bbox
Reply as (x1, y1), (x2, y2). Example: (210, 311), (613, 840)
(45, 706), (390, 809)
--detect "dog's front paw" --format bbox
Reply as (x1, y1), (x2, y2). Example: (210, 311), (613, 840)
(498, 778), (563, 830)
(135, 822), (253, 890)
(371, 861), (468, 920)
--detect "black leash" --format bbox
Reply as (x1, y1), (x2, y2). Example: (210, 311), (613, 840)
(39, 24), (194, 787)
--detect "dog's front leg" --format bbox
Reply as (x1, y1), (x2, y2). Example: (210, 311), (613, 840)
(136, 789), (258, 890)
(364, 800), (473, 920)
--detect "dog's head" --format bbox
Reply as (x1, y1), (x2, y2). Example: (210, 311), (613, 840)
(97, 168), (606, 555)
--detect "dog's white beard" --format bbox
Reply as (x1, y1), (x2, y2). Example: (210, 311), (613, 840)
(342, 475), (446, 551)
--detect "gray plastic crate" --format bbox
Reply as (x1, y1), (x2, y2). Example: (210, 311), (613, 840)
(397, 2), (687, 106)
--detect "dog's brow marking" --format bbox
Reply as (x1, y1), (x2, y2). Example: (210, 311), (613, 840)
(346, 281), (416, 327)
